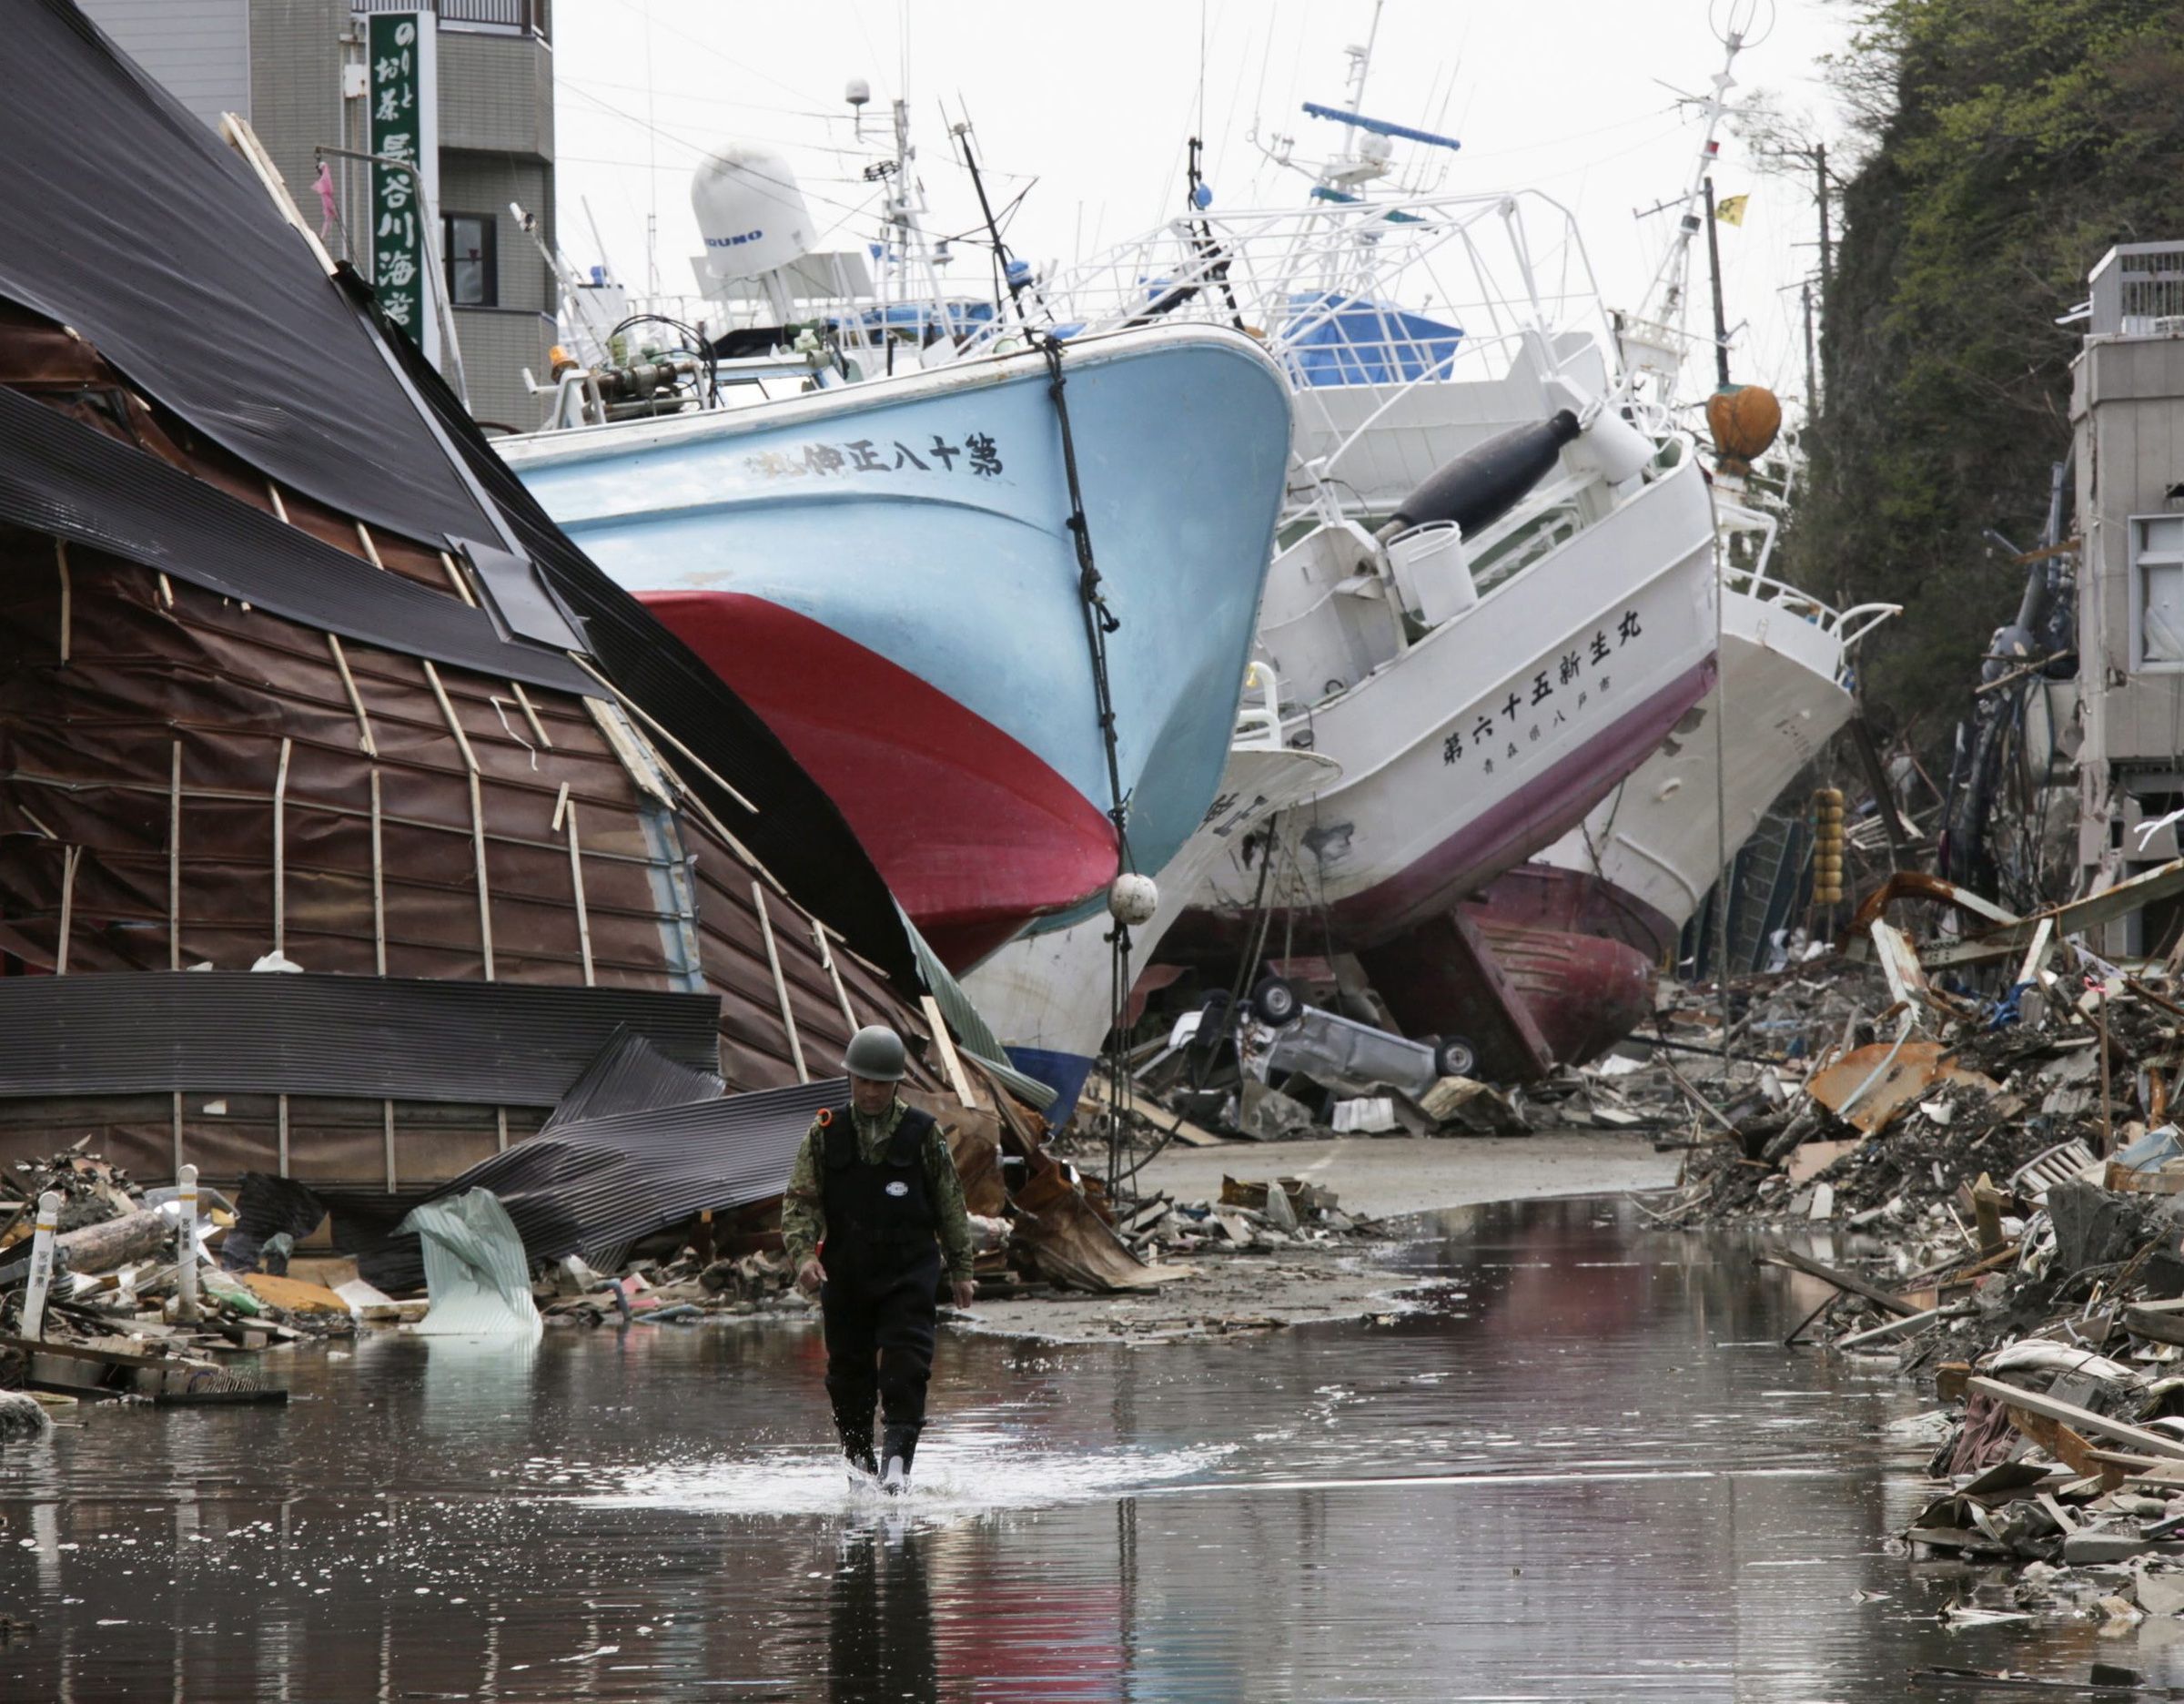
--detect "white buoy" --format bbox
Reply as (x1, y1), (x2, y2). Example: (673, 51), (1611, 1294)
(176, 1163), (200, 1324)
(1107, 873), (1159, 927)
(19, 1192), (60, 1340)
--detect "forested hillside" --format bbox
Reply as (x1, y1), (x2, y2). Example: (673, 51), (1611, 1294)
(1795, 0), (2184, 746)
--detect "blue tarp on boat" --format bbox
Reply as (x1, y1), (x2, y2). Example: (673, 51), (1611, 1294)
(1279, 291), (1463, 387)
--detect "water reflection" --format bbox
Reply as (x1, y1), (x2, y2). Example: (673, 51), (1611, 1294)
(0, 1196), (2155, 1699)
(828, 1522), (936, 1702)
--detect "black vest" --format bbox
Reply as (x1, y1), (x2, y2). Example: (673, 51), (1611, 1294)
(820, 1105), (939, 1264)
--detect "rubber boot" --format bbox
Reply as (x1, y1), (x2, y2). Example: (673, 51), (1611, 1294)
(839, 1422), (877, 1481)
(879, 1422), (920, 1496)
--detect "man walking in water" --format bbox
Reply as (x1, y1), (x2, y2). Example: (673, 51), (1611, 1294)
(784, 1025), (976, 1492)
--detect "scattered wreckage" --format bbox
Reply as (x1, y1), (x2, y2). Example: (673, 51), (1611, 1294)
(1635, 855), (2184, 1634)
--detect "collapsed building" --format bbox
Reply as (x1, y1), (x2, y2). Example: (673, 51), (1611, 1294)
(0, 1), (956, 1194)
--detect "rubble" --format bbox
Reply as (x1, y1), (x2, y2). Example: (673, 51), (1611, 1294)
(1595, 857), (2184, 1626)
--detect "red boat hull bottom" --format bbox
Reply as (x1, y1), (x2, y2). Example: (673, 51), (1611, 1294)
(1477, 861), (1680, 962)
(640, 590), (1117, 969)
(1360, 904), (1656, 1083)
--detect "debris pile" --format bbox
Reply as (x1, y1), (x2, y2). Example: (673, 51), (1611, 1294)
(1614, 857), (2184, 1622)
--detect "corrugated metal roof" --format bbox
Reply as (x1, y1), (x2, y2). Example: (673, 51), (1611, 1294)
(542, 1028), (726, 1131)
(0, 972), (722, 1105)
(0, 382), (589, 693)
(349, 1076), (843, 1289)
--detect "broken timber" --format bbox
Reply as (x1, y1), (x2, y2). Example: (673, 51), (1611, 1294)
(1762, 1244), (1924, 1316)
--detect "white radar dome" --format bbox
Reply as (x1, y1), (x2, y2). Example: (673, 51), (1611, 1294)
(692, 144), (816, 281)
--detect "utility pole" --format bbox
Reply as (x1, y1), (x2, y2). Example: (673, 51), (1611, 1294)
(1815, 142), (1832, 289)
(1802, 278), (1818, 420)
(1704, 177), (1732, 388)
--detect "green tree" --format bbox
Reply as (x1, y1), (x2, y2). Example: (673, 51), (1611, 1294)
(1794, 0), (2184, 753)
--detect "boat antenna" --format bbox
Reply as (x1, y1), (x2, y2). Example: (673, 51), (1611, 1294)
(1184, 137), (1246, 330)
(1620, 11), (1756, 395)
(947, 106), (1034, 329)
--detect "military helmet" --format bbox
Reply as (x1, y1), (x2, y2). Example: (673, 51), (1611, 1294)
(842, 1024), (907, 1082)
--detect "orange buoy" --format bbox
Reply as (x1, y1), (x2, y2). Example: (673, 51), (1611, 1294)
(1705, 383), (1782, 474)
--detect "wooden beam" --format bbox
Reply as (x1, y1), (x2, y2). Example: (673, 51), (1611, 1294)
(920, 994), (977, 1106)
(565, 654), (757, 813)
(327, 634), (378, 756)
(271, 736), (292, 955)
(422, 660), (480, 775)
(167, 740), (181, 972)
(470, 771), (494, 981)
(438, 551), (480, 607)
(1967, 1375), (2184, 1462)
(278, 1093), (289, 1178)
(2124, 1306), (2184, 1348)
(511, 682), (552, 748)
(1762, 1244), (1924, 1316)
(753, 883), (808, 1082)
(54, 844), (79, 976)
(565, 799), (593, 987)
(812, 918), (857, 1030)
(383, 1101), (397, 1192)
(369, 768), (387, 978)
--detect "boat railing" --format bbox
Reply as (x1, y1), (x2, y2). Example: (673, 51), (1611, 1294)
(959, 187), (1612, 377)
(1235, 661), (1285, 749)
(1723, 563), (1900, 654)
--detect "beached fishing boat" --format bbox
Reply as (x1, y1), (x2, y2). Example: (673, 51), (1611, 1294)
(1491, 509), (1897, 958)
(1178, 419), (1718, 953)
(499, 323), (1292, 969)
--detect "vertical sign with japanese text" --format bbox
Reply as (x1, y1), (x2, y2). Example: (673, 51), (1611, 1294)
(366, 11), (438, 362)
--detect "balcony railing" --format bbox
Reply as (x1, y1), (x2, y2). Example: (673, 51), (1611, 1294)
(351, 0), (549, 39)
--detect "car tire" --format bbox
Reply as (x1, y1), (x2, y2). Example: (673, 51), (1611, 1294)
(1249, 976), (1302, 1027)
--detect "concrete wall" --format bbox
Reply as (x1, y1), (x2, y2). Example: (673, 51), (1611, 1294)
(452, 306), (555, 431)
(2074, 335), (2184, 769)
(247, 0), (352, 250)
(440, 30), (553, 158)
(76, 0), (250, 128)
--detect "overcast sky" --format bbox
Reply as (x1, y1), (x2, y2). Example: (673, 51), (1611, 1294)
(554, 1), (1862, 408)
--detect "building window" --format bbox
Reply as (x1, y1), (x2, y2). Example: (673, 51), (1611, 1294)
(2138, 515), (2184, 666)
(444, 213), (497, 308)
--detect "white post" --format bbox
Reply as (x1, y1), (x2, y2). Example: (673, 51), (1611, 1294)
(19, 1191), (60, 1340)
(176, 1163), (200, 1324)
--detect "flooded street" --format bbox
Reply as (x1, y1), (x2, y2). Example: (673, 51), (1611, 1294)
(0, 1195), (2140, 1700)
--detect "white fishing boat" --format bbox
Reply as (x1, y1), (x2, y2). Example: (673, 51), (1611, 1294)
(1491, 502), (1897, 957)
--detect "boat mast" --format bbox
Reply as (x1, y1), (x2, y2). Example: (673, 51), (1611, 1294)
(1625, 25), (1748, 388)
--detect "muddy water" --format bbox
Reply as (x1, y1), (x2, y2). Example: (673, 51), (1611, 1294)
(0, 1197), (2146, 1700)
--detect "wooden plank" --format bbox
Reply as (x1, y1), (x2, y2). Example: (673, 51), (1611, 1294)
(2123, 1305), (2184, 1346)
(327, 634), (378, 756)
(920, 994), (977, 1107)
(1763, 1244), (1924, 1316)
(1967, 1375), (2184, 1461)
(753, 882), (807, 1084)
(55, 844), (78, 975)
(469, 770), (494, 980)
(565, 801), (593, 987)
(2001, 1402), (2101, 1478)
(168, 740), (182, 971)
(1079, 1076), (1228, 1146)
(271, 735), (291, 953)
